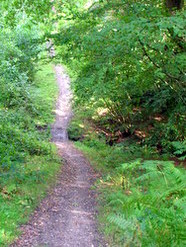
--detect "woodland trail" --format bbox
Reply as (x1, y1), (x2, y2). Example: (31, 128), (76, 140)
(11, 65), (105, 247)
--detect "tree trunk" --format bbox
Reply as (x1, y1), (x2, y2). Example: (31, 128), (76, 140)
(165, 0), (184, 10)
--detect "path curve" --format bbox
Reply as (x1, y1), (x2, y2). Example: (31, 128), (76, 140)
(11, 65), (105, 247)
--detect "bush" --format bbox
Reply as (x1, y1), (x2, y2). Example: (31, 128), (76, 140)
(54, 0), (186, 153)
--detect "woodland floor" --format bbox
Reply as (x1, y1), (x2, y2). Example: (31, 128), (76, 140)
(11, 65), (106, 247)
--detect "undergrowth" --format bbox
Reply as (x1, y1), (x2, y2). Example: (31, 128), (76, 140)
(68, 112), (186, 247)
(62, 2), (186, 240)
(0, 63), (60, 246)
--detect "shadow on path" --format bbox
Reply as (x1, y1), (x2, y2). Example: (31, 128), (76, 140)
(11, 65), (106, 247)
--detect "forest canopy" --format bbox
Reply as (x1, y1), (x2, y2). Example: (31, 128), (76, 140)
(51, 0), (186, 156)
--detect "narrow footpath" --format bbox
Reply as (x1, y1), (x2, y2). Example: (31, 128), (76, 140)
(11, 65), (105, 247)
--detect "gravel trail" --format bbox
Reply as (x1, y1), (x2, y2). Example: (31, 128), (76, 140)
(11, 65), (105, 247)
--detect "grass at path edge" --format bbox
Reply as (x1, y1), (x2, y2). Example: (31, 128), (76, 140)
(0, 63), (61, 246)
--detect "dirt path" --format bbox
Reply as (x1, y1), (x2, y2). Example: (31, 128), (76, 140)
(11, 65), (105, 247)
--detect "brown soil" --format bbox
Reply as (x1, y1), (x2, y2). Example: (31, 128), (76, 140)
(11, 65), (106, 247)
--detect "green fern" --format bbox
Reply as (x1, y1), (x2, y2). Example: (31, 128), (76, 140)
(107, 159), (186, 246)
(171, 141), (186, 160)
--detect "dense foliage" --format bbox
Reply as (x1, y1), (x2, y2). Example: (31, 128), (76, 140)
(54, 0), (185, 156)
(72, 128), (186, 246)
(53, 0), (186, 246)
(0, 1), (48, 188)
(0, 0), (51, 25)
(0, 1), (60, 245)
(108, 160), (185, 246)
(0, 0), (185, 245)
